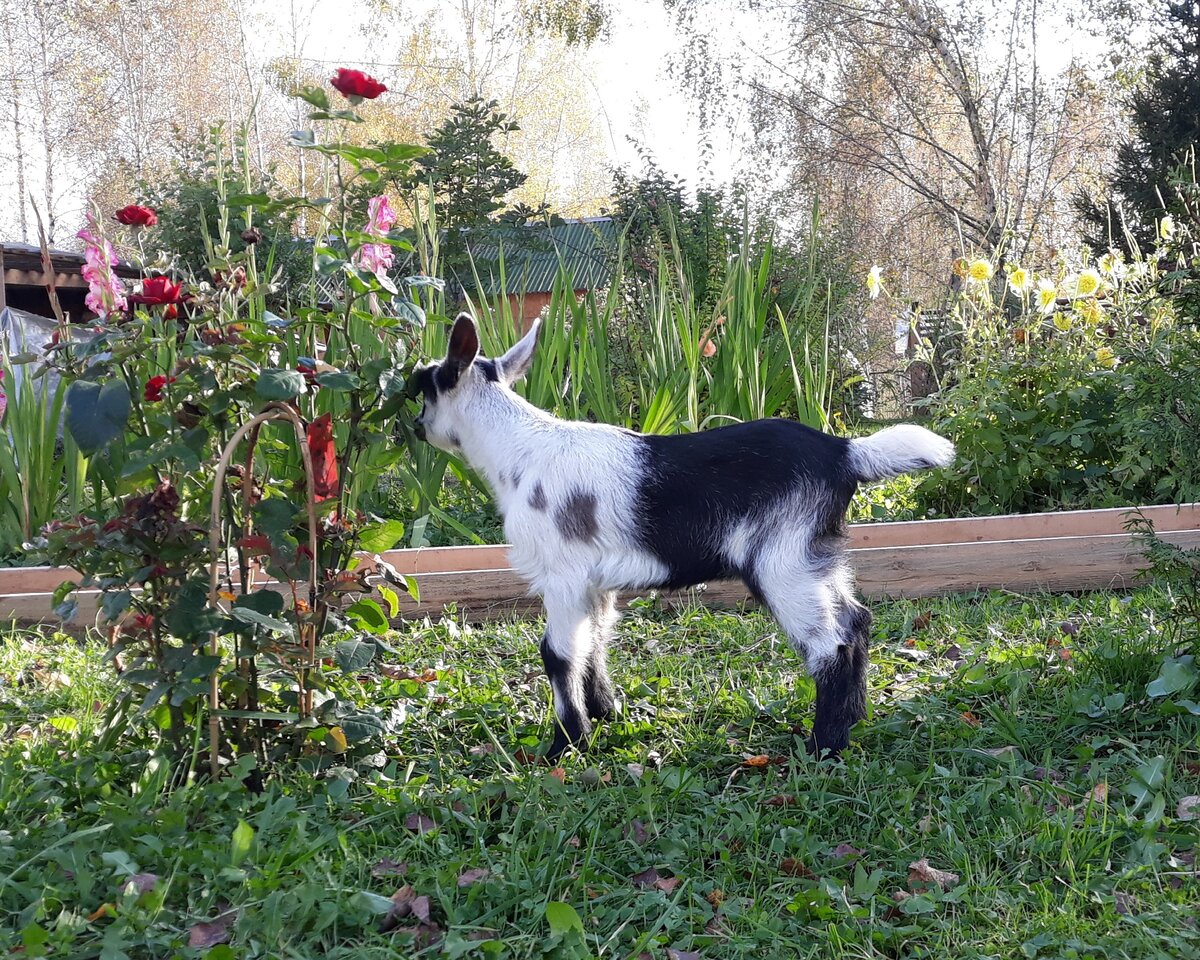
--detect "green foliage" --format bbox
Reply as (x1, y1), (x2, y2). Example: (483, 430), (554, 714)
(1077, 0), (1200, 249)
(0, 357), (87, 561)
(138, 125), (310, 298)
(405, 98), (529, 285)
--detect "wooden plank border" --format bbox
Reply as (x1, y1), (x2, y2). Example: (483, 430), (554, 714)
(4, 503), (1198, 625)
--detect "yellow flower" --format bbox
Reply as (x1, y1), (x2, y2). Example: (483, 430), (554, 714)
(1053, 311), (1072, 332)
(1074, 269), (1101, 297)
(1159, 215), (1175, 241)
(1094, 346), (1118, 369)
(866, 265), (883, 300)
(1075, 297), (1104, 326)
(1007, 266), (1031, 294)
(1097, 251), (1124, 277)
(967, 258), (994, 283)
(1037, 278), (1058, 315)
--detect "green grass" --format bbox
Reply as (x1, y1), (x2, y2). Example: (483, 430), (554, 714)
(1, 589), (1198, 959)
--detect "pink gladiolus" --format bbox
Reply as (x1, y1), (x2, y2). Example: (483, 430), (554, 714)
(355, 195), (398, 276)
(0, 369), (6, 421)
(76, 213), (127, 319)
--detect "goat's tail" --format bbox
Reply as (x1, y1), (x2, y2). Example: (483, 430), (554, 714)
(847, 424), (955, 483)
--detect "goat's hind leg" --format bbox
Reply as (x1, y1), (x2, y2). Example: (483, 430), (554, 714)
(808, 595), (870, 757)
(584, 590), (618, 721)
(540, 588), (594, 759)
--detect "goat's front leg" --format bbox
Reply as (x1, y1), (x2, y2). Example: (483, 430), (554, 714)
(540, 588), (593, 759)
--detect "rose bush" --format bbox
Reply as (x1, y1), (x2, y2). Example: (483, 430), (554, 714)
(35, 75), (439, 777)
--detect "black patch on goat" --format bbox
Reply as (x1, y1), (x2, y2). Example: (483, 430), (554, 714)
(632, 419), (857, 589)
(475, 358), (500, 382)
(540, 633), (588, 757)
(529, 482), (547, 511)
(555, 490), (599, 543)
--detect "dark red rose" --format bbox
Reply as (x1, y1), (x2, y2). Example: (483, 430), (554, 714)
(143, 375), (176, 402)
(130, 276), (184, 306)
(115, 205), (158, 227)
(330, 68), (387, 100)
(306, 413), (339, 502)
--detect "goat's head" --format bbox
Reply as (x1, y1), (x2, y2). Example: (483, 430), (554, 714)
(411, 312), (540, 453)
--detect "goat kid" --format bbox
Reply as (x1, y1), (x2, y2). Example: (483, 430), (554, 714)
(413, 313), (955, 759)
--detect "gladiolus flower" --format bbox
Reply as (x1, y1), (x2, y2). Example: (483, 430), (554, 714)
(129, 276), (184, 306)
(967, 258), (994, 283)
(306, 413), (339, 502)
(1037, 278), (1058, 315)
(76, 213), (127, 319)
(866, 265), (883, 299)
(355, 195), (398, 276)
(115, 205), (158, 227)
(1007, 266), (1031, 294)
(330, 68), (387, 100)
(0, 369), (6, 421)
(700, 337), (717, 357)
(143, 375), (176, 402)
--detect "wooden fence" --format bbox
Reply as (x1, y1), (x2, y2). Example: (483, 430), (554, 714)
(2, 503), (1198, 627)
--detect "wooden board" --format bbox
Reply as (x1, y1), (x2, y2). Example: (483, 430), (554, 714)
(7, 524), (1198, 627)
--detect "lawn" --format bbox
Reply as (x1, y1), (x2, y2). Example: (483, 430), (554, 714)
(2, 588), (1198, 959)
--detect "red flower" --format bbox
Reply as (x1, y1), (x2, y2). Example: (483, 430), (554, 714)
(115, 204), (158, 227)
(330, 68), (387, 100)
(306, 413), (339, 502)
(143, 375), (176, 402)
(129, 276), (184, 306)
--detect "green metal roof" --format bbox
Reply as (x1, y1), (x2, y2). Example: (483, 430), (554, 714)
(467, 217), (618, 296)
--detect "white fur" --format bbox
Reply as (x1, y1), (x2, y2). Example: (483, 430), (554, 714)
(848, 424), (955, 482)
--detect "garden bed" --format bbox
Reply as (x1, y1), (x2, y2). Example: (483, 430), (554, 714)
(4, 503), (1199, 625)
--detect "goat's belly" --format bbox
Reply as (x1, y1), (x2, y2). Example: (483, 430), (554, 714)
(507, 538), (673, 596)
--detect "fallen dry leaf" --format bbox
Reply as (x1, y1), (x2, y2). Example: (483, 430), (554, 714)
(763, 794), (796, 807)
(548, 767), (567, 783)
(631, 867), (660, 888)
(892, 889), (913, 902)
(120, 873), (158, 896)
(830, 843), (862, 860)
(912, 612), (932, 630)
(1177, 796), (1200, 821)
(468, 743), (495, 756)
(743, 754), (770, 768)
(1086, 783), (1109, 805)
(188, 907), (235, 948)
(457, 868), (489, 887)
(908, 858), (959, 892)
(942, 644), (963, 662)
(86, 903), (116, 922)
(1113, 891), (1137, 915)
(960, 711), (980, 727)
(1060, 621), (1079, 636)
(566, 835), (581, 848)
(1057, 648), (1073, 661)
(666, 949), (702, 960)
(371, 858), (408, 878)
(706, 889), (725, 909)
(624, 819), (649, 845)
(380, 886), (432, 932)
(654, 876), (682, 894)
(404, 813), (436, 834)
(1033, 766), (1064, 781)
(626, 762), (646, 779)
(780, 858), (815, 879)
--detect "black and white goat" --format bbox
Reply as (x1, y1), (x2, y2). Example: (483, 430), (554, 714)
(413, 313), (955, 758)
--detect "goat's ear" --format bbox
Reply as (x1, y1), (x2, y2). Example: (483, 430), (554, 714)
(497, 318), (541, 385)
(445, 312), (479, 374)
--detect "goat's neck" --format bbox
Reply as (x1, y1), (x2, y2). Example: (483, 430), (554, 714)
(456, 388), (553, 495)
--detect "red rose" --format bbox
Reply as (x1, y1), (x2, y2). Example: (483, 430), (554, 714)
(115, 205), (158, 227)
(306, 413), (339, 502)
(129, 276), (184, 306)
(143, 375), (176, 402)
(330, 68), (387, 100)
